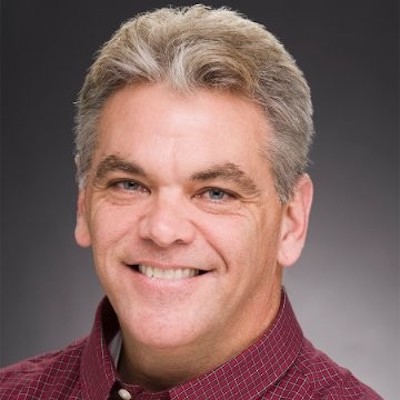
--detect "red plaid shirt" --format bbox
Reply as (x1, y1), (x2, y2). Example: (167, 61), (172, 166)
(0, 291), (382, 399)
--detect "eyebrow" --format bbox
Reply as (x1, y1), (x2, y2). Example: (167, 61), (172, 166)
(94, 155), (145, 183)
(191, 162), (259, 195)
(94, 156), (260, 195)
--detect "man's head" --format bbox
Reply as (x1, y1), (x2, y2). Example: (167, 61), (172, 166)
(75, 4), (313, 203)
(73, 5), (314, 388)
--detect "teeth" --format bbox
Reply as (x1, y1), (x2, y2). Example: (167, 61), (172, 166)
(138, 265), (199, 280)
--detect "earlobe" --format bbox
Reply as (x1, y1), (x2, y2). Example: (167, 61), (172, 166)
(278, 174), (313, 267)
(75, 189), (92, 248)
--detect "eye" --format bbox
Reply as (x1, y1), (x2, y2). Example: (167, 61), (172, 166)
(208, 188), (228, 200)
(198, 188), (234, 202)
(110, 179), (150, 194)
(118, 180), (139, 191)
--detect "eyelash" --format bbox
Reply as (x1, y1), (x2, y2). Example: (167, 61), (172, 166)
(109, 179), (150, 194)
(196, 187), (236, 202)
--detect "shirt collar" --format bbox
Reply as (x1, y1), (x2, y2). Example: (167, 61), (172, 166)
(80, 297), (121, 400)
(80, 289), (303, 400)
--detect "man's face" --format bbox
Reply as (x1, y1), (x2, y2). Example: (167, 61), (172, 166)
(75, 83), (293, 354)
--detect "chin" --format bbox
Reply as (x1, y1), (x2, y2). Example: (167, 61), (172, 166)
(118, 306), (206, 349)
(132, 322), (203, 351)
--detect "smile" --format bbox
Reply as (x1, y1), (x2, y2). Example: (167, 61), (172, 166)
(137, 264), (201, 280)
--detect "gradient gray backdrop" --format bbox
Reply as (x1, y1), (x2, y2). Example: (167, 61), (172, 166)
(1, 1), (398, 398)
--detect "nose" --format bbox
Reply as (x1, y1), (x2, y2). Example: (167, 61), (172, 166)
(138, 194), (196, 247)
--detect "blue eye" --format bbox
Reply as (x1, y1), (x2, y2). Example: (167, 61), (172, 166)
(198, 188), (235, 202)
(119, 180), (140, 191)
(111, 180), (149, 194)
(207, 189), (228, 200)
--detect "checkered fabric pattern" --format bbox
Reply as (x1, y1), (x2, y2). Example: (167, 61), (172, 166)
(0, 292), (382, 399)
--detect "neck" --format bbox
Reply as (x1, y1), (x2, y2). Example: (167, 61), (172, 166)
(118, 341), (221, 391)
(118, 282), (282, 391)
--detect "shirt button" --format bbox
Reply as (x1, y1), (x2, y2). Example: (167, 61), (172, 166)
(118, 388), (132, 400)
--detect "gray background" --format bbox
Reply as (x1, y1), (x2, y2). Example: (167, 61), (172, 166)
(1, 1), (398, 398)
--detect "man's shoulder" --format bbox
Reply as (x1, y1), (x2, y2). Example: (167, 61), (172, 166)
(0, 338), (87, 400)
(283, 338), (382, 399)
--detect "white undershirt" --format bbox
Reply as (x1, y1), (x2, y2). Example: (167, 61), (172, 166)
(109, 331), (122, 367)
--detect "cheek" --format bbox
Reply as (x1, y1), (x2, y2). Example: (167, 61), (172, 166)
(199, 213), (264, 267)
(89, 205), (136, 250)
(215, 210), (282, 271)
(256, 211), (283, 259)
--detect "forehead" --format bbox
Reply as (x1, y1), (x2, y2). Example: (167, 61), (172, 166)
(94, 84), (272, 177)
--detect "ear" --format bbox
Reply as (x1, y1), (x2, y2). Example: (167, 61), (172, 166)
(278, 174), (313, 267)
(75, 189), (92, 248)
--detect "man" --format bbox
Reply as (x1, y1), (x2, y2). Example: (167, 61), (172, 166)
(0, 5), (381, 399)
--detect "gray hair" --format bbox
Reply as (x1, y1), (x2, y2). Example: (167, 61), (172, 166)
(75, 4), (314, 202)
